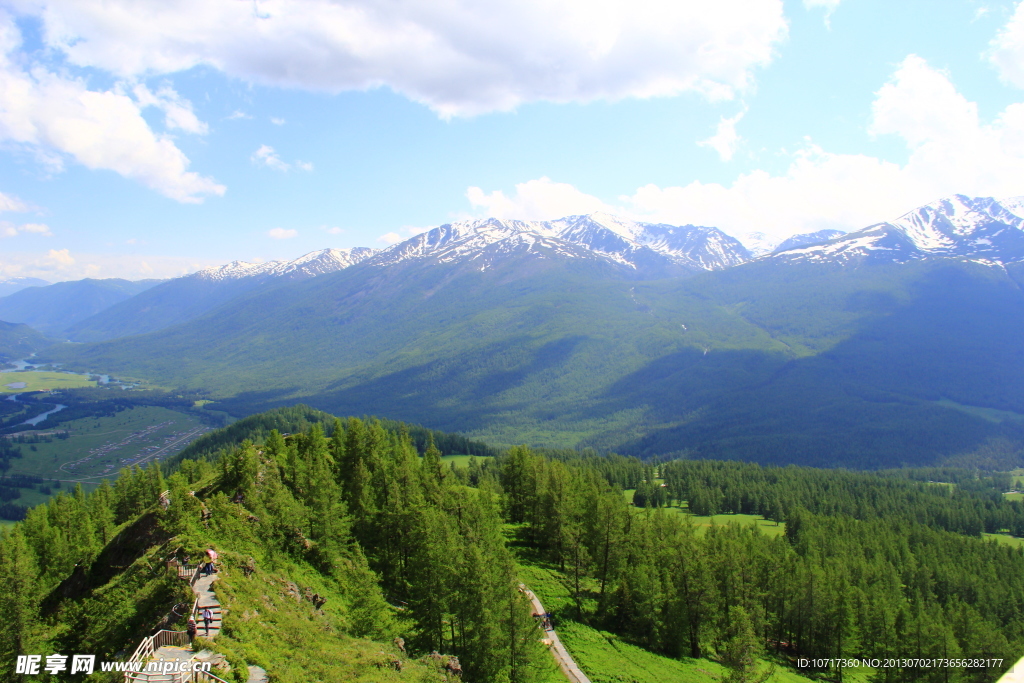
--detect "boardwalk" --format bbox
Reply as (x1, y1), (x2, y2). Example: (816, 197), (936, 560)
(148, 570), (224, 679)
(518, 583), (591, 683)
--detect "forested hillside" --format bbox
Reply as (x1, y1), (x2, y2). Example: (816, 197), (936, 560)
(0, 321), (51, 363)
(0, 409), (549, 682)
(3, 407), (1024, 682)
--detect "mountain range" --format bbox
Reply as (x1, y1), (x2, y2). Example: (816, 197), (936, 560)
(10, 193), (1024, 468)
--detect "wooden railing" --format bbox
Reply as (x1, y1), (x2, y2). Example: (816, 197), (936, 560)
(124, 634), (154, 675)
(153, 629), (190, 649)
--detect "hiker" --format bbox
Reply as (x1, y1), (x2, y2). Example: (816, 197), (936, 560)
(204, 548), (218, 575)
(202, 607), (213, 635)
(186, 618), (197, 643)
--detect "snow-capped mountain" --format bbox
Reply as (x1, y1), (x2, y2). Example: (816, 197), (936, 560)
(739, 232), (781, 257)
(194, 247), (377, 282)
(773, 229), (847, 254)
(771, 195), (1024, 265)
(369, 213), (750, 276)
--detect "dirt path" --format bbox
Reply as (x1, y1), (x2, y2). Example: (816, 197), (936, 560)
(518, 583), (591, 683)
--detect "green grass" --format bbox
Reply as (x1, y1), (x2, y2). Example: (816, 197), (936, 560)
(0, 370), (96, 393)
(4, 405), (210, 482)
(440, 454), (494, 469)
(983, 532), (1024, 548)
(621, 492), (787, 537)
(1003, 492), (1024, 502)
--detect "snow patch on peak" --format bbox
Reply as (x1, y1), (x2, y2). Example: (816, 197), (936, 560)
(1000, 196), (1024, 218)
(739, 232), (781, 257)
(194, 247), (376, 282)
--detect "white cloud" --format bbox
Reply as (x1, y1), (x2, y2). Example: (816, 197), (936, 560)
(14, 0), (788, 117)
(271, 117), (286, 125)
(132, 83), (208, 134)
(377, 232), (404, 245)
(991, 1), (1024, 87)
(251, 145), (312, 171)
(0, 250), (222, 280)
(0, 191), (31, 213)
(0, 14), (225, 203)
(468, 56), (1024, 242)
(324, 226), (344, 235)
(803, 0), (841, 10)
(0, 221), (52, 237)
(698, 110), (745, 161)
(267, 227), (298, 239)
(467, 177), (614, 220)
(226, 110), (252, 120)
(252, 145), (290, 171)
(46, 248), (74, 267)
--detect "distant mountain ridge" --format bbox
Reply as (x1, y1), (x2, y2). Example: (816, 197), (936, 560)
(26, 196), (1024, 344)
(0, 278), (164, 337)
(773, 195), (1024, 265)
(369, 213), (751, 276)
(0, 277), (49, 298)
(36, 194), (1024, 468)
(64, 248), (377, 342)
(195, 247), (377, 281)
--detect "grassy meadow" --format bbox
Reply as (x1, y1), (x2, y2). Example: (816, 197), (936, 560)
(4, 405), (209, 481)
(621, 488), (787, 537)
(0, 370), (97, 393)
(440, 454), (494, 469)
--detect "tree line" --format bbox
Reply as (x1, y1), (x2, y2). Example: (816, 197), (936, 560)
(499, 447), (1024, 683)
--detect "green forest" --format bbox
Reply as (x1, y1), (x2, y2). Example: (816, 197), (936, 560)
(2, 406), (1024, 682)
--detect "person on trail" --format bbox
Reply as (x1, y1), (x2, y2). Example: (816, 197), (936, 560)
(204, 548), (218, 575)
(202, 607), (213, 635)
(187, 618), (197, 643)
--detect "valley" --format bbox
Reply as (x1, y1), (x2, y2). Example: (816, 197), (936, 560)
(0, 405), (212, 515)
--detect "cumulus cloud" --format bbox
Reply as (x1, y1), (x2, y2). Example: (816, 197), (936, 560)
(13, 0), (788, 116)
(377, 232), (404, 245)
(46, 248), (74, 267)
(991, 1), (1024, 87)
(467, 177), (614, 220)
(251, 145), (312, 171)
(132, 83), (209, 134)
(0, 14), (224, 203)
(468, 55), (1024, 241)
(267, 227), (298, 239)
(627, 60), (1024, 238)
(698, 110), (745, 161)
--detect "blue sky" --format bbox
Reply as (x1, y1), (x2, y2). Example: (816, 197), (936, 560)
(2, 0), (1024, 280)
